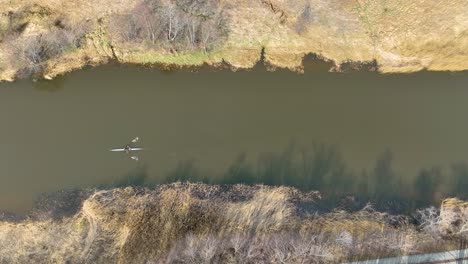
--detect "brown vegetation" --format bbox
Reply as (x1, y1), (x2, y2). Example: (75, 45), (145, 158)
(12, 22), (89, 77)
(0, 183), (466, 263)
(0, 0), (467, 81)
(108, 0), (228, 52)
(0, 4), (91, 79)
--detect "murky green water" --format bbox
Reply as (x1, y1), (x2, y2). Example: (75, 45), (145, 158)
(1, 62), (468, 213)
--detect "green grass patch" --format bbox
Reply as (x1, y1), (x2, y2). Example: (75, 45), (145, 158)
(130, 49), (225, 66)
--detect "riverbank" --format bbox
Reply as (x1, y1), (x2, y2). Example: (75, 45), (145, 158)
(0, 183), (467, 263)
(0, 0), (467, 81)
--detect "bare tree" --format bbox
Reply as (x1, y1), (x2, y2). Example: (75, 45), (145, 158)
(109, 0), (229, 51)
(185, 19), (200, 49)
(295, 3), (313, 34)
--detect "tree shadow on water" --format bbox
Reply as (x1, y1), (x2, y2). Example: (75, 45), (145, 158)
(160, 143), (468, 213)
(104, 164), (150, 188)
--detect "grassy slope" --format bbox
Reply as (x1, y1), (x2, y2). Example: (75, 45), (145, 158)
(0, 0), (467, 81)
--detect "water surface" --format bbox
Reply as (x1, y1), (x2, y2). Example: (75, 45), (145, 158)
(1, 62), (468, 213)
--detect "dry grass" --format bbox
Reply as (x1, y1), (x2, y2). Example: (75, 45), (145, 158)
(0, 183), (466, 263)
(0, 0), (467, 81)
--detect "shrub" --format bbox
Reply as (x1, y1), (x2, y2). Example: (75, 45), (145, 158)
(10, 20), (90, 77)
(109, 0), (229, 52)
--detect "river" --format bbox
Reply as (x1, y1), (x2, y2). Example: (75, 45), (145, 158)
(1, 61), (468, 213)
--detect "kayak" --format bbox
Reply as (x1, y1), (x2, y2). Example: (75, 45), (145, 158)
(110, 147), (143, 152)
